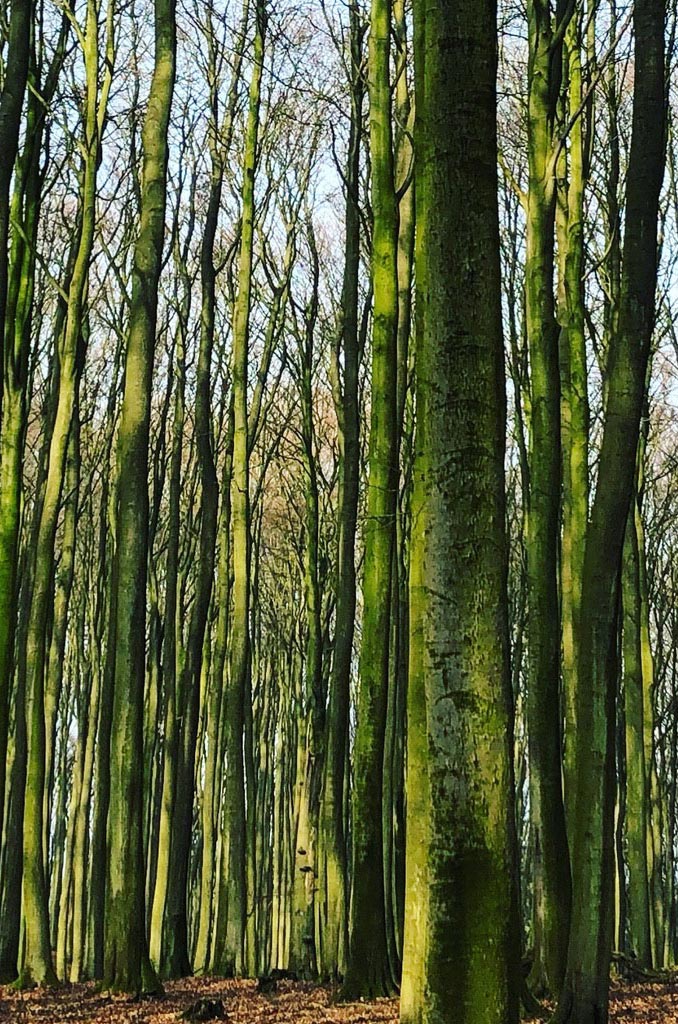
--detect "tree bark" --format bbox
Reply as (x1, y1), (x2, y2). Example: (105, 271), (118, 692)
(400, 0), (519, 1021)
(222, 0), (266, 974)
(103, 0), (176, 992)
(342, 0), (399, 994)
(556, 2), (666, 1019)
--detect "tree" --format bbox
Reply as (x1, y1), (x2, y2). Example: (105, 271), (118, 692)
(556, 2), (590, 839)
(192, 0), (249, 973)
(342, 0), (399, 992)
(524, 0), (574, 994)
(0, 6), (69, 981)
(556, 1), (666, 1019)
(0, 0), (32, 845)
(622, 459), (653, 966)
(0, 0), (32, 408)
(19, 0), (114, 984)
(399, 0), (519, 1021)
(103, 0), (176, 992)
(221, 0), (267, 975)
(319, 0), (364, 981)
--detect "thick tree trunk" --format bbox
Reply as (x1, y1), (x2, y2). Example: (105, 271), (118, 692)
(400, 1), (519, 1022)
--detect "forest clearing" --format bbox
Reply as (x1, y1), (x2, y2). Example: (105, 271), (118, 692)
(1, 0), (678, 1015)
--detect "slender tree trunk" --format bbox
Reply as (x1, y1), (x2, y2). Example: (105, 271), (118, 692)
(223, 0), (266, 974)
(0, 387), (55, 981)
(342, 0), (399, 993)
(148, 315), (185, 971)
(557, 7), (590, 831)
(103, 0), (176, 992)
(202, 409), (235, 975)
(44, 417), (79, 863)
(70, 603), (100, 981)
(162, 156), (220, 980)
(0, 0), (32, 433)
(556, 2), (666, 1019)
(193, 0), (248, 972)
(318, 0), (363, 983)
(0, 15), (69, 981)
(19, 0), (113, 984)
(289, 237), (323, 979)
(623, 500), (652, 965)
(524, 0), (573, 994)
(383, 0), (414, 978)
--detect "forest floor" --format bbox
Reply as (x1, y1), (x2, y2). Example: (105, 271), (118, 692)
(1, 975), (677, 1024)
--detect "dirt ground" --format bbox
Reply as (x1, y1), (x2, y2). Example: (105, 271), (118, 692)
(0, 976), (676, 1024)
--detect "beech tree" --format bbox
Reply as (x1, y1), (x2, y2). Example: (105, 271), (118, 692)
(556, 1), (666, 1019)
(103, 0), (176, 992)
(0, 2), (676, 1022)
(342, 0), (399, 995)
(399, 0), (519, 1021)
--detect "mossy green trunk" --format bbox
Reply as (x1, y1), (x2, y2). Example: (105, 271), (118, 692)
(635, 428), (665, 967)
(148, 306), (185, 972)
(343, 0), (398, 995)
(383, 0), (413, 977)
(193, 2), (248, 970)
(524, 0), (573, 994)
(20, 0), (113, 980)
(556, 2), (665, 1020)
(222, 0), (265, 975)
(0, 0), (31, 435)
(0, 70), (52, 974)
(400, 1), (519, 1021)
(318, 0), (363, 983)
(162, 173), (219, 979)
(623, 501), (652, 966)
(290, 248), (323, 979)
(103, 0), (175, 993)
(557, 10), (590, 833)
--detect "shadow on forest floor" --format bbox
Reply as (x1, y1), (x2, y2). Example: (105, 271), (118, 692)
(1, 976), (677, 1023)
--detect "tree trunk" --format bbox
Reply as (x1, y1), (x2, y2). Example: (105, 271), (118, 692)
(622, 502), (652, 965)
(524, 0), (573, 994)
(556, 2), (666, 1019)
(318, 0), (363, 983)
(400, 1), (519, 1020)
(342, 0), (399, 993)
(103, 0), (176, 992)
(222, 0), (266, 974)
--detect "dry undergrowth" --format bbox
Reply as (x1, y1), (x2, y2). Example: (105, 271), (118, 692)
(0, 976), (676, 1024)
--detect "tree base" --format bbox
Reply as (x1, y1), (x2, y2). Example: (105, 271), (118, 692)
(101, 954), (164, 998)
(13, 965), (59, 990)
(521, 978), (547, 1019)
(0, 964), (18, 985)
(339, 962), (397, 1002)
(551, 985), (608, 1024)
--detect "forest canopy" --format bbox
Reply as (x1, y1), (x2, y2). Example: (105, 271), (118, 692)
(0, 0), (675, 1023)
